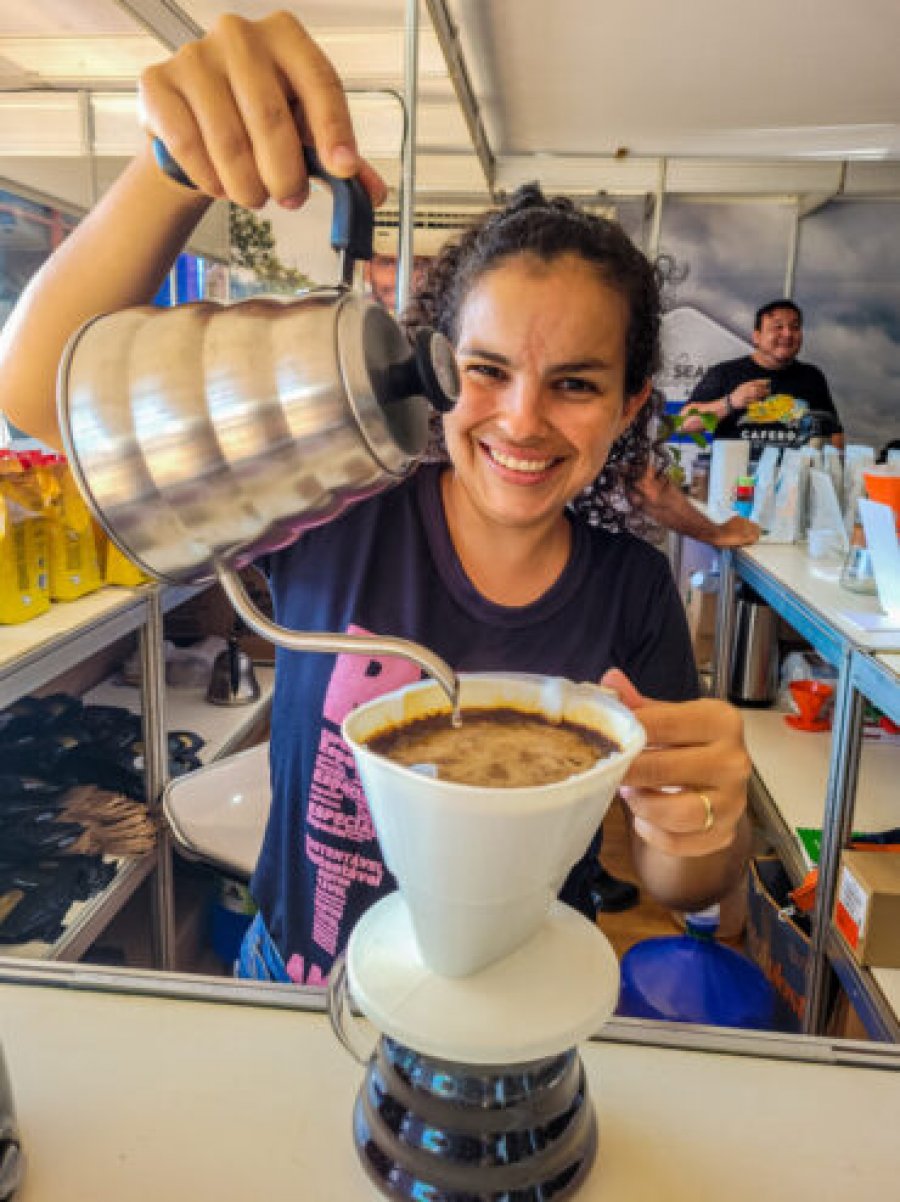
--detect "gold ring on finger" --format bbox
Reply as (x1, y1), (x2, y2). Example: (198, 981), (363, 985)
(698, 792), (714, 833)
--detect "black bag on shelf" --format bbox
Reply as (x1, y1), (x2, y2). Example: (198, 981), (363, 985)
(0, 776), (68, 809)
(1, 695), (205, 802)
(0, 693), (82, 745)
(0, 732), (90, 782)
(53, 748), (146, 800)
(0, 816), (85, 860)
(0, 856), (117, 945)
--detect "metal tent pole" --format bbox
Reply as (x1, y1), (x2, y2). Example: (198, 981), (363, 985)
(397, 0), (421, 314)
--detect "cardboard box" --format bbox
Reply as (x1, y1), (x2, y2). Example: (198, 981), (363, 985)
(834, 850), (900, 968)
(746, 857), (810, 1032)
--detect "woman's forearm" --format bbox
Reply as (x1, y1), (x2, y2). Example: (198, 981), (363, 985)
(0, 143), (210, 448)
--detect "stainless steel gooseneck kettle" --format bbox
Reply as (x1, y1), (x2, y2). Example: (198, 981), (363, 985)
(57, 144), (461, 704)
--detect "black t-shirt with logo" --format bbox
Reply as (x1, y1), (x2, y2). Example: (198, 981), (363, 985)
(687, 355), (842, 444)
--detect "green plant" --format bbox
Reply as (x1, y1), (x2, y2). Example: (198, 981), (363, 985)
(229, 205), (314, 293)
(660, 408), (719, 485)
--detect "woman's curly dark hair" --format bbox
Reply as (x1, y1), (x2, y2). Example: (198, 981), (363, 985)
(402, 184), (670, 534)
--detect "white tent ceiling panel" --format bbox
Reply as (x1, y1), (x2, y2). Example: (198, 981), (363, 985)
(0, 34), (165, 83)
(372, 150), (489, 196)
(844, 162), (900, 195)
(0, 94), (84, 155)
(306, 29), (449, 84)
(496, 153), (897, 202)
(0, 2), (137, 36)
(446, 0), (900, 161)
(91, 93), (145, 157)
(180, 0), (408, 31)
(665, 159), (846, 198)
(497, 154), (662, 197)
(1, 0), (900, 202)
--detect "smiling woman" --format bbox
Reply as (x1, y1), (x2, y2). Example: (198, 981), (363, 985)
(404, 188), (667, 537)
(437, 254), (650, 603)
(0, 10), (751, 989)
(1, 12), (900, 1194)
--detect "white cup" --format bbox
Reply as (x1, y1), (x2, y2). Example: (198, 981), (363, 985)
(342, 673), (645, 977)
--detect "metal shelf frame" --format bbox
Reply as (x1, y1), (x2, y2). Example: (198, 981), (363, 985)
(851, 652), (900, 728)
(714, 548), (900, 1039)
(747, 771), (809, 884)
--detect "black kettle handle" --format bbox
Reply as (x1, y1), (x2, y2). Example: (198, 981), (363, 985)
(151, 137), (373, 282)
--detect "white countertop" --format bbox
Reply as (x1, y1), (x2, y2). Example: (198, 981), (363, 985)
(740, 543), (900, 651)
(2, 980), (899, 1202)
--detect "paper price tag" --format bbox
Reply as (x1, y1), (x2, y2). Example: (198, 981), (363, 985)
(835, 866), (868, 949)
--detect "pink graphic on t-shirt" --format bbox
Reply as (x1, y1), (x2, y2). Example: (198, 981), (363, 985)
(322, 624), (420, 725)
(298, 624), (422, 973)
(285, 954), (327, 987)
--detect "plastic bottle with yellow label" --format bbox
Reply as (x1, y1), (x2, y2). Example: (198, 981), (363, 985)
(0, 451), (50, 623)
(92, 519), (152, 587)
(28, 452), (103, 601)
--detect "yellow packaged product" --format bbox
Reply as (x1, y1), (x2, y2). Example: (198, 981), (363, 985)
(0, 451), (50, 624)
(92, 519), (151, 587)
(32, 454), (103, 601)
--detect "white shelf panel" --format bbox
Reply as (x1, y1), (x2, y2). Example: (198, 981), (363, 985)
(0, 584), (210, 709)
(743, 707), (900, 854)
(0, 587), (142, 669)
(0, 585), (147, 706)
(83, 644), (274, 764)
(872, 968), (900, 1019)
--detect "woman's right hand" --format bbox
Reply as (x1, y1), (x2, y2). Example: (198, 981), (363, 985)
(137, 11), (387, 211)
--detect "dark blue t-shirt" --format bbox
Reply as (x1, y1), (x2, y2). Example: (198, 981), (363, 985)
(253, 464), (698, 984)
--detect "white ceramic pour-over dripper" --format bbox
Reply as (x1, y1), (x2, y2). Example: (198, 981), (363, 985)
(342, 672), (646, 978)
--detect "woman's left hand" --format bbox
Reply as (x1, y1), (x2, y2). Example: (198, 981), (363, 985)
(600, 668), (750, 858)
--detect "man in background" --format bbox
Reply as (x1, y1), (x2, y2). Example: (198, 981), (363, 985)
(680, 299), (844, 448)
